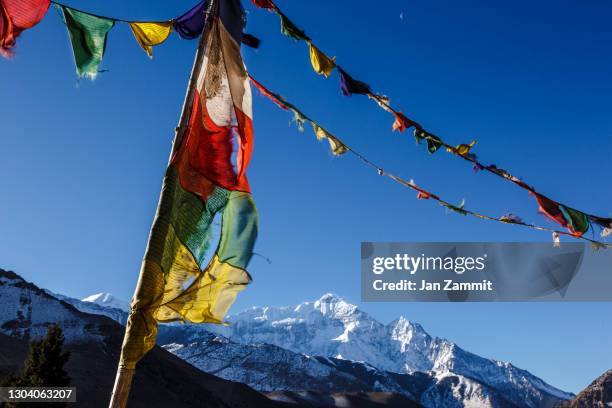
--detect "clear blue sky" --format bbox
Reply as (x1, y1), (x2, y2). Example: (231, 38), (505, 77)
(1, 0), (611, 394)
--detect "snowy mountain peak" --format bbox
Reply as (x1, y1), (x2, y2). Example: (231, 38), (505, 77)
(389, 316), (428, 342)
(81, 292), (129, 312)
(316, 292), (343, 303)
(211, 295), (574, 406)
(313, 293), (358, 318)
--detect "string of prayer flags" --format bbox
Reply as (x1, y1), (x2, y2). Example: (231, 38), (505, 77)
(0, 0), (50, 57)
(338, 66), (372, 96)
(308, 42), (336, 77)
(250, 76), (611, 248)
(250, 75), (346, 156)
(5, 0), (609, 246)
(312, 123), (348, 156)
(250, 75), (290, 110)
(58, 5), (114, 79)
(174, 0), (208, 40)
(129, 21), (172, 57)
(1, 0), (237, 78)
(247, 0), (611, 242)
(458, 148), (604, 237)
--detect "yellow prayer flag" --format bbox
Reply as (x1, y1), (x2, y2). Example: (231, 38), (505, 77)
(129, 21), (173, 58)
(312, 123), (348, 156)
(447, 140), (477, 156)
(308, 42), (336, 77)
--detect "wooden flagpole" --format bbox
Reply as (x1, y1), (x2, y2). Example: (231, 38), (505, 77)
(108, 2), (215, 406)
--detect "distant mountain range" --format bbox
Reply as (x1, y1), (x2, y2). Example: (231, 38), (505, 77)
(157, 293), (572, 408)
(4, 267), (605, 407)
(0, 269), (612, 408)
(55, 284), (574, 407)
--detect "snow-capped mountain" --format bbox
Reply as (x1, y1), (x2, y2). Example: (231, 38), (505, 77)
(54, 288), (574, 407)
(45, 290), (129, 325)
(0, 270), (109, 342)
(160, 328), (528, 407)
(82, 292), (130, 313)
(159, 293), (572, 408)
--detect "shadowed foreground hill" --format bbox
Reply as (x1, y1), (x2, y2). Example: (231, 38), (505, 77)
(0, 332), (284, 408)
(0, 268), (285, 408)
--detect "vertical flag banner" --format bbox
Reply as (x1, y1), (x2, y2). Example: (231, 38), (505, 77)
(129, 21), (172, 57)
(118, 0), (256, 370)
(0, 0), (50, 57)
(58, 5), (115, 79)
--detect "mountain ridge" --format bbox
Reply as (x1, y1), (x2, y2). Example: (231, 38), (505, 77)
(158, 292), (572, 408)
(46, 288), (573, 407)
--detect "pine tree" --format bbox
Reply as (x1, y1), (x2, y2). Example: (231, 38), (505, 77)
(1, 325), (71, 407)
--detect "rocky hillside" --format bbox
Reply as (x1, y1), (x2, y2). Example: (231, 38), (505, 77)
(556, 370), (612, 408)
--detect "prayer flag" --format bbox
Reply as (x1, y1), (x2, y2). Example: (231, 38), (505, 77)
(309, 42), (336, 77)
(312, 123), (348, 156)
(0, 0), (50, 57)
(119, 0), (257, 370)
(338, 66), (371, 96)
(59, 5), (114, 79)
(175, 0), (208, 40)
(129, 21), (172, 57)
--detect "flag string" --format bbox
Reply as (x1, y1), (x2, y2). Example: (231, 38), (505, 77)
(49, 1), (130, 23)
(2, 0), (260, 75)
(249, 0), (612, 240)
(2, 0), (609, 244)
(249, 75), (611, 249)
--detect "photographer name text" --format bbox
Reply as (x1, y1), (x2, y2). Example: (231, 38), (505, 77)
(371, 254), (494, 292)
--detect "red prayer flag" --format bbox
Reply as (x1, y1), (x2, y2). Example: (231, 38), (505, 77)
(533, 192), (569, 229)
(0, 0), (50, 57)
(251, 0), (276, 10)
(392, 110), (421, 133)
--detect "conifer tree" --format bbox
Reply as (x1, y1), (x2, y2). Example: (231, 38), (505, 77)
(1, 325), (71, 407)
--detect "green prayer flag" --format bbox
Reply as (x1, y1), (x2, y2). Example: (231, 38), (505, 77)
(59, 5), (115, 79)
(414, 129), (443, 154)
(560, 205), (590, 235)
(276, 10), (309, 41)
